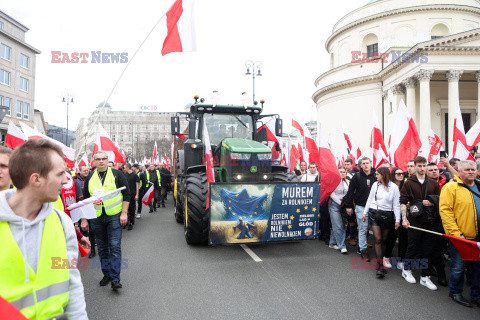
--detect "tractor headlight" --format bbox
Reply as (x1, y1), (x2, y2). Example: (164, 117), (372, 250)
(257, 154), (271, 160)
(263, 174), (269, 180)
(234, 174), (243, 180)
(231, 153), (251, 160)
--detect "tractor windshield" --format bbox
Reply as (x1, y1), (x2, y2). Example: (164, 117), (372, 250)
(203, 113), (254, 146)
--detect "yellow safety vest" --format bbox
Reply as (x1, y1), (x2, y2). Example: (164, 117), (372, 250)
(137, 172), (143, 189)
(0, 210), (69, 320)
(89, 168), (123, 217)
(146, 170), (161, 187)
(53, 196), (64, 211)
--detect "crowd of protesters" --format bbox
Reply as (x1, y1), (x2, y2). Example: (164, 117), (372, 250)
(0, 141), (173, 319)
(299, 155), (479, 308)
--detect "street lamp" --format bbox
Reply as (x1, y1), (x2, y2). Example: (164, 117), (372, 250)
(245, 60), (262, 104)
(62, 94), (74, 146)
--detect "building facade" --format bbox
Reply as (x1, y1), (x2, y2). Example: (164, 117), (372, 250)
(0, 10), (40, 143)
(313, 0), (480, 156)
(75, 102), (185, 161)
(47, 124), (75, 148)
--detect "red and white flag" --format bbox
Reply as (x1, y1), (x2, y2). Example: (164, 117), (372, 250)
(258, 117), (282, 160)
(92, 123), (125, 164)
(203, 121), (215, 209)
(161, 0), (196, 56)
(142, 185), (155, 205)
(370, 111), (389, 169)
(288, 139), (300, 173)
(153, 141), (158, 162)
(164, 154), (170, 170)
(389, 100), (422, 171)
(342, 125), (362, 162)
(428, 129), (443, 164)
(5, 121), (26, 149)
(78, 153), (90, 168)
(466, 116), (480, 150)
(297, 143), (304, 162)
(452, 101), (475, 161)
(20, 122), (76, 168)
(444, 234), (480, 261)
(292, 118), (319, 164)
(318, 123), (341, 204)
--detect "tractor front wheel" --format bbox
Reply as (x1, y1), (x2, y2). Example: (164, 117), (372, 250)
(184, 172), (209, 245)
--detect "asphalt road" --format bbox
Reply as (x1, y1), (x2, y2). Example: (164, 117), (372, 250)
(80, 197), (480, 320)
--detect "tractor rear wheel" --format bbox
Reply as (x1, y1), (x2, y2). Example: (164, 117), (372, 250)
(272, 172), (297, 182)
(184, 172), (209, 245)
(174, 178), (184, 224)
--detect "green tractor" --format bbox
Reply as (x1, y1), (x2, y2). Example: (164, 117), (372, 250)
(171, 96), (295, 244)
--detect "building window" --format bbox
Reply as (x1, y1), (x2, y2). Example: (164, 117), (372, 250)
(16, 101), (22, 118)
(0, 70), (10, 85)
(121, 125), (124, 130)
(0, 22), (3, 29)
(4, 97), (11, 115)
(19, 77), (28, 92)
(128, 148), (132, 154)
(145, 125), (149, 130)
(0, 44), (11, 60)
(431, 24), (449, 40)
(129, 123), (132, 130)
(112, 134), (116, 142)
(128, 135), (132, 141)
(112, 124), (115, 130)
(367, 43), (378, 58)
(23, 102), (29, 119)
(20, 54), (29, 69)
(120, 135), (123, 141)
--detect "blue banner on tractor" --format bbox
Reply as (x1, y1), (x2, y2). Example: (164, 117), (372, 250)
(209, 183), (320, 245)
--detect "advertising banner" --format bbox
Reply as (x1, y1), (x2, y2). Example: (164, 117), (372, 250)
(209, 182), (320, 245)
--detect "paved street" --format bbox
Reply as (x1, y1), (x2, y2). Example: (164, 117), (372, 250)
(81, 198), (480, 320)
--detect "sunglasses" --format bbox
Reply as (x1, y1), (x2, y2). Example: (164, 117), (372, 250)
(395, 172), (404, 175)
(94, 157), (108, 161)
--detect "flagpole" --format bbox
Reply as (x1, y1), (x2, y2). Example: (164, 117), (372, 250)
(101, 1), (175, 106)
(408, 226), (444, 237)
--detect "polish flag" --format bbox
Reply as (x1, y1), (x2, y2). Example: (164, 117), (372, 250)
(258, 117), (282, 159)
(318, 123), (341, 204)
(427, 129), (443, 164)
(153, 141), (158, 161)
(342, 125), (362, 162)
(176, 133), (185, 139)
(292, 118), (319, 164)
(203, 120), (215, 209)
(92, 123), (125, 164)
(288, 139), (300, 173)
(452, 101), (475, 161)
(466, 116), (480, 150)
(389, 100), (422, 171)
(5, 121), (26, 149)
(297, 143), (304, 162)
(444, 234), (480, 261)
(161, 0), (196, 56)
(164, 154), (170, 171)
(78, 153), (90, 168)
(20, 122), (76, 168)
(142, 185), (155, 205)
(370, 111), (389, 169)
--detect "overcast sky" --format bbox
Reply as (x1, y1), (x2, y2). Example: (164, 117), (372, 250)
(3, 0), (362, 134)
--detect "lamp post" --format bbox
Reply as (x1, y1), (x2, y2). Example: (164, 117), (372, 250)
(62, 94), (74, 146)
(245, 60), (262, 104)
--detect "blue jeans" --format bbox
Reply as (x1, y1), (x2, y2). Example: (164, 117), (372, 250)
(328, 201), (346, 249)
(91, 213), (123, 282)
(449, 237), (480, 300)
(355, 206), (369, 251)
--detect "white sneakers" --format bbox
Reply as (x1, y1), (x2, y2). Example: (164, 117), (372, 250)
(402, 271), (438, 290)
(383, 257), (392, 269)
(136, 213), (141, 219)
(340, 248), (348, 254)
(420, 276), (438, 291)
(402, 270), (416, 284)
(329, 244), (339, 250)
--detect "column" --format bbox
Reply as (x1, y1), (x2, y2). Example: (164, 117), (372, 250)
(446, 70), (463, 154)
(402, 77), (417, 123)
(391, 84), (405, 114)
(475, 72), (480, 122)
(415, 69), (434, 153)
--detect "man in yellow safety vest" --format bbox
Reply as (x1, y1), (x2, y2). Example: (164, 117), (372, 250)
(83, 151), (130, 291)
(0, 139), (88, 319)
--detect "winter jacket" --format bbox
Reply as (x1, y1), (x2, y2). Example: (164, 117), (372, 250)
(439, 176), (479, 240)
(343, 169), (377, 208)
(0, 189), (88, 319)
(301, 172), (319, 182)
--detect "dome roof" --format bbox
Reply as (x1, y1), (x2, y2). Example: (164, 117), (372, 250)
(97, 102), (111, 108)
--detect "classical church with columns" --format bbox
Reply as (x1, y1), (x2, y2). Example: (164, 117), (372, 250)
(313, 0), (480, 156)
